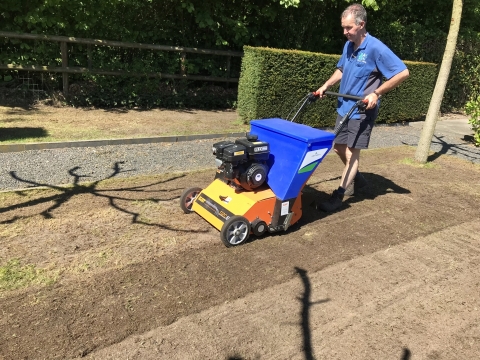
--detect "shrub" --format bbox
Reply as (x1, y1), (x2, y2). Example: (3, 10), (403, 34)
(465, 95), (480, 146)
(67, 77), (237, 109)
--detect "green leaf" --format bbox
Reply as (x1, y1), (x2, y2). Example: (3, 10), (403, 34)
(280, 0), (300, 8)
(362, 0), (380, 11)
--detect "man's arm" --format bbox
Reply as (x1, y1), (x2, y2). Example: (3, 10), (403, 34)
(364, 68), (410, 109)
(316, 69), (343, 97)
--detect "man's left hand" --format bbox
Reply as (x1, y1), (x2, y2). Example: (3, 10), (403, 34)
(364, 92), (379, 110)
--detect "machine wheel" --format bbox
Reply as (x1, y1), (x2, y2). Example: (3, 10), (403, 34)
(220, 215), (251, 247)
(180, 187), (202, 214)
(251, 219), (268, 237)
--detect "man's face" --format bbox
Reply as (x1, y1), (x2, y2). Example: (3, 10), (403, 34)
(341, 14), (365, 43)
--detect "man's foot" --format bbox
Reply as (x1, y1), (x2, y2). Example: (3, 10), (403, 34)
(317, 189), (344, 212)
(344, 172), (368, 196)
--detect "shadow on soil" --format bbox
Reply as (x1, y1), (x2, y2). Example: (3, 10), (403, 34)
(224, 267), (331, 360)
(240, 172), (411, 247)
(0, 126), (48, 141)
(295, 268), (412, 360)
(226, 268), (409, 360)
(0, 161), (205, 233)
(299, 172), (411, 225)
(402, 348), (412, 359)
(295, 267), (330, 360)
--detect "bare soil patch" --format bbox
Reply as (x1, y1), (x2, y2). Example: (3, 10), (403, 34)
(89, 220), (480, 360)
(1, 145), (479, 359)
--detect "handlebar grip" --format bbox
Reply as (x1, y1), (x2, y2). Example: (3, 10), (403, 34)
(325, 91), (364, 101)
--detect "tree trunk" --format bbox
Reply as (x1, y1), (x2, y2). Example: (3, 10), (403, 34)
(414, 0), (463, 163)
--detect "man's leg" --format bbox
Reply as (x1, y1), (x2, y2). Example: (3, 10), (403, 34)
(317, 147), (360, 212)
(333, 143), (348, 165)
(340, 147), (361, 190)
(334, 140), (366, 197)
(337, 114), (375, 196)
(317, 113), (372, 211)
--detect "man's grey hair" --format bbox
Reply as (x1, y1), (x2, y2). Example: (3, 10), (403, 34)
(342, 3), (367, 25)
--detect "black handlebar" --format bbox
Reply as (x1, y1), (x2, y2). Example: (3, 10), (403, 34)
(324, 91), (364, 101)
(288, 90), (372, 123)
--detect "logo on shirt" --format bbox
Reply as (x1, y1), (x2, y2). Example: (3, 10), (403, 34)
(357, 52), (368, 63)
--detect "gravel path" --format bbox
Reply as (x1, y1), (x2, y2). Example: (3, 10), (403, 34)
(1, 124), (479, 191)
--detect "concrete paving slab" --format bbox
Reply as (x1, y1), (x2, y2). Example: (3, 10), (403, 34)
(409, 115), (474, 139)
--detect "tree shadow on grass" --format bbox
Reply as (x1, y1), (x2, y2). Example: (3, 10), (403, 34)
(0, 161), (207, 233)
(0, 127), (48, 141)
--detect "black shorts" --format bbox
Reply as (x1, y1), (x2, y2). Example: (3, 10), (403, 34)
(334, 112), (376, 149)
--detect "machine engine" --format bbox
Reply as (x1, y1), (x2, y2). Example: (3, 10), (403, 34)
(212, 133), (270, 191)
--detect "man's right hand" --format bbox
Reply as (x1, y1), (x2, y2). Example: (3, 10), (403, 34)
(316, 84), (329, 98)
(317, 69), (343, 98)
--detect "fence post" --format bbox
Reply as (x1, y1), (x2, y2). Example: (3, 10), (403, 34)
(180, 52), (186, 77)
(61, 41), (69, 97)
(87, 44), (92, 69)
(226, 56), (231, 88)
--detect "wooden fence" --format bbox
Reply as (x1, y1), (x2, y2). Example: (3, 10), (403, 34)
(0, 31), (243, 96)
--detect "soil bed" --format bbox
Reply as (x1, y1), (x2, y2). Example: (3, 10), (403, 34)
(1, 145), (479, 359)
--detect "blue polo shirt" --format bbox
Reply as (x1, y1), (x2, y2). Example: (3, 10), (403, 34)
(337, 34), (407, 119)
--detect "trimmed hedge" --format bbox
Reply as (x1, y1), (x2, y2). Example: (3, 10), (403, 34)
(238, 46), (437, 126)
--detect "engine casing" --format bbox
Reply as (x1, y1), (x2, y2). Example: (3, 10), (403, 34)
(212, 134), (270, 191)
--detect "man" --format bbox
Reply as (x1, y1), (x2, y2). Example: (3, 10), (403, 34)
(316, 3), (409, 212)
